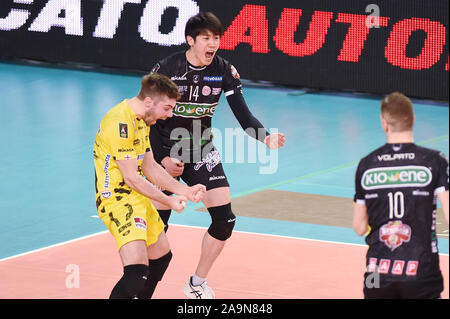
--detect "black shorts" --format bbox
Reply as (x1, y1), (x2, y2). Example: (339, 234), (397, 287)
(363, 277), (443, 299)
(160, 147), (230, 195)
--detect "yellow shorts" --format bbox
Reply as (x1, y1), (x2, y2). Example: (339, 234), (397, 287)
(99, 197), (164, 251)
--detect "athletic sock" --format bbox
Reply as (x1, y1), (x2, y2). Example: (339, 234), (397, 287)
(191, 274), (206, 286)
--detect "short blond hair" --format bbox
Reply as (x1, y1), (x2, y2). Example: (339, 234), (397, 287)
(381, 92), (414, 132)
(138, 73), (180, 101)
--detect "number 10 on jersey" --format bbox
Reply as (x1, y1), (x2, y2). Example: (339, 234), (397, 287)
(388, 191), (405, 219)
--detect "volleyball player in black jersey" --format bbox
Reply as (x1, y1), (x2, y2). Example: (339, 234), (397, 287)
(149, 12), (285, 299)
(353, 92), (449, 299)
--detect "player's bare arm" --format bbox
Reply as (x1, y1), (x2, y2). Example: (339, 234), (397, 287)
(353, 202), (369, 236)
(142, 149), (206, 202)
(437, 190), (449, 226)
(161, 156), (184, 177)
(115, 157), (188, 212)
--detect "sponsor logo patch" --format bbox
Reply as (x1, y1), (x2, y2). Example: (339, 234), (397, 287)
(203, 76), (222, 82)
(195, 150), (221, 172)
(151, 63), (160, 73)
(171, 75), (187, 81)
(193, 75), (200, 83)
(119, 123), (128, 138)
(209, 175), (226, 181)
(231, 65), (240, 79)
(212, 87), (222, 95)
(406, 261), (419, 276)
(378, 259), (391, 274)
(362, 166), (432, 190)
(412, 190), (429, 196)
(173, 103), (217, 118)
(377, 153), (415, 161)
(379, 221), (411, 251)
(134, 217), (147, 230)
(367, 258), (377, 273)
(202, 85), (211, 96)
(101, 190), (111, 199)
(392, 260), (405, 275)
(103, 154), (111, 189)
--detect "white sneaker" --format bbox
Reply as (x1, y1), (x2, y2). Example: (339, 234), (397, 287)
(183, 277), (216, 299)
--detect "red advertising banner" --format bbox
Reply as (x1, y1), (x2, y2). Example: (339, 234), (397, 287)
(0, 0), (448, 100)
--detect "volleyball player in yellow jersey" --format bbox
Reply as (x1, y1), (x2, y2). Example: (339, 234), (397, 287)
(94, 73), (206, 299)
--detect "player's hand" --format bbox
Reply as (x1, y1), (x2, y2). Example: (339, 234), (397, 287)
(264, 133), (286, 150)
(169, 195), (187, 213)
(185, 184), (207, 203)
(162, 156), (184, 177)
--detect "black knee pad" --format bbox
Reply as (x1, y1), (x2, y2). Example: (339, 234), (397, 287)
(207, 203), (236, 241)
(110, 264), (149, 299)
(137, 251), (173, 299)
(149, 251), (173, 282)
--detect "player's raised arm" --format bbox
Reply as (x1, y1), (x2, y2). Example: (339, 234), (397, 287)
(224, 65), (285, 150)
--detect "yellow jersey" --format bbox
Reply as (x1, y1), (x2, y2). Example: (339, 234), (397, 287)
(93, 99), (151, 213)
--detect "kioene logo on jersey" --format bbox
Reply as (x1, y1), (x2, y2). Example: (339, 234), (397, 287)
(362, 165), (432, 190)
(174, 103), (217, 118)
(379, 221), (412, 251)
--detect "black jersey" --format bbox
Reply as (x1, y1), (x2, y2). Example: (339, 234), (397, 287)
(354, 143), (449, 283)
(150, 51), (243, 161)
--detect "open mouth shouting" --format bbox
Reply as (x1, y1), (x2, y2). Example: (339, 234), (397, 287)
(205, 49), (215, 62)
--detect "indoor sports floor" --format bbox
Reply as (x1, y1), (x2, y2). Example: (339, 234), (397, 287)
(0, 62), (448, 299)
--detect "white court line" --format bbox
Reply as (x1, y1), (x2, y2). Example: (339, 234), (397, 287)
(171, 223), (370, 248)
(0, 230), (107, 262)
(1, 223), (448, 262)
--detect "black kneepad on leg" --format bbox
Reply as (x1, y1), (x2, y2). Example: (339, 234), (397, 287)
(149, 251), (173, 282)
(207, 203), (236, 241)
(110, 264), (149, 299)
(137, 251), (173, 299)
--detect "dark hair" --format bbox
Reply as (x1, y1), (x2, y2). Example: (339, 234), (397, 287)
(185, 12), (223, 40)
(138, 73), (180, 101)
(381, 92), (414, 132)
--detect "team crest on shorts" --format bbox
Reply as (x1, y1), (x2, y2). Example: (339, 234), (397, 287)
(379, 221), (411, 251)
(134, 217), (147, 230)
(194, 150), (221, 172)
